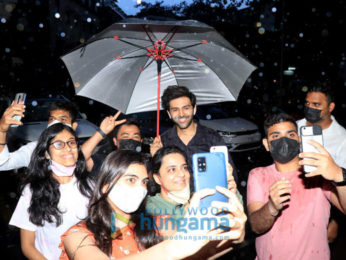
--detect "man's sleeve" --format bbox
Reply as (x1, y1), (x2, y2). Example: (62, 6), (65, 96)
(334, 139), (346, 169)
(247, 168), (267, 206)
(0, 141), (37, 171)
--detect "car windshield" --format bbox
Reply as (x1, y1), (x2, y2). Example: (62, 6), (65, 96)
(196, 103), (239, 120)
(22, 98), (81, 122)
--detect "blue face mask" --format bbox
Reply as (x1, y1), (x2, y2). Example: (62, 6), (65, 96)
(270, 137), (300, 164)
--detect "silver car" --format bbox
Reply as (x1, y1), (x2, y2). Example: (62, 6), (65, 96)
(196, 104), (262, 152)
(7, 96), (98, 148)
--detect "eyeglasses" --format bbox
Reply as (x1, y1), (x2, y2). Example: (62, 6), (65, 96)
(50, 140), (78, 150)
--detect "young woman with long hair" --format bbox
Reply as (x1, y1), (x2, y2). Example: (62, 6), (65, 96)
(9, 123), (94, 259)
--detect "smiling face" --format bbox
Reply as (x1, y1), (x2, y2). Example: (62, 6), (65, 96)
(167, 96), (196, 130)
(154, 153), (190, 194)
(47, 129), (78, 166)
(113, 124), (142, 148)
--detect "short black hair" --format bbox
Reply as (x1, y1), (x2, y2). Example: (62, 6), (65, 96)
(48, 102), (79, 123)
(161, 85), (196, 111)
(112, 118), (141, 139)
(307, 80), (335, 104)
(263, 113), (297, 137)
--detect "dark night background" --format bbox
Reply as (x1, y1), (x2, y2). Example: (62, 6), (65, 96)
(1, 0), (346, 259)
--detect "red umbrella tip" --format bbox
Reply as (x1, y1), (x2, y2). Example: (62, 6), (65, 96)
(116, 56), (121, 60)
(140, 68), (143, 72)
(202, 40), (207, 44)
(197, 58), (202, 62)
(172, 70), (176, 74)
(114, 36), (119, 40)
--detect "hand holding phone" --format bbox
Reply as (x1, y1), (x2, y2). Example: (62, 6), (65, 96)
(192, 152), (228, 209)
(300, 125), (324, 172)
(11, 93), (26, 128)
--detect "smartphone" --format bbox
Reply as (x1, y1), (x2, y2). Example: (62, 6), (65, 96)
(300, 125), (324, 172)
(192, 152), (228, 210)
(11, 93), (26, 128)
(210, 145), (229, 176)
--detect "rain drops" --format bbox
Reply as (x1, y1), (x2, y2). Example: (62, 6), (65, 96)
(55, 12), (61, 19)
(31, 100), (38, 107)
(87, 17), (92, 23)
(258, 27), (265, 35)
(272, 7), (277, 13)
(1, 18), (6, 24)
(60, 32), (66, 37)
(16, 24), (24, 31)
(302, 86), (308, 92)
(89, 100), (94, 105)
(39, 23), (44, 28)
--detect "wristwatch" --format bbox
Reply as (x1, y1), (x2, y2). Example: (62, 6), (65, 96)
(332, 167), (346, 186)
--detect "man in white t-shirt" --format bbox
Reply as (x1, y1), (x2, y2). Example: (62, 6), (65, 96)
(297, 81), (346, 243)
(0, 102), (79, 170)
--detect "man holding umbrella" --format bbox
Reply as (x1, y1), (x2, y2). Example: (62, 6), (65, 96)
(150, 85), (238, 182)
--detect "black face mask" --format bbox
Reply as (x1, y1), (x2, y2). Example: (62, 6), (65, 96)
(270, 137), (300, 164)
(304, 106), (323, 123)
(118, 139), (142, 152)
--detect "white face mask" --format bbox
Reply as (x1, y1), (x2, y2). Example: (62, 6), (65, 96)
(167, 184), (190, 204)
(108, 184), (147, 213)
(47, 119), (72, 128)
(50, 160), (76, 177)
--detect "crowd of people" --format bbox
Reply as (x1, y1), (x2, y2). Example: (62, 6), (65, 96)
(0, 83), (345, 259)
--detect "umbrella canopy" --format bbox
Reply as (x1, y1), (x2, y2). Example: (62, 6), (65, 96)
(61, 18), (256, 134)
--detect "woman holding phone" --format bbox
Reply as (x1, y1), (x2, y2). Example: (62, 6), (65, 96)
(9, 123), (94, 259)
(59, 149), (245, 259)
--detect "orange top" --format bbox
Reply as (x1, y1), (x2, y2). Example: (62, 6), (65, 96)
(59, 221), (141, 259)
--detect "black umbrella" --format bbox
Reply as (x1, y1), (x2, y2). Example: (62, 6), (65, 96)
(61, 18), (256, 135)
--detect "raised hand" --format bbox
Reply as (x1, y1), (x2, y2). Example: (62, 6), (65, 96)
(299, 140), (343, 182)
(0, 102), (26, 132)
(99, 110), (126, 135)
(150, 136), (163, 156)
(268, 178), (291, 215)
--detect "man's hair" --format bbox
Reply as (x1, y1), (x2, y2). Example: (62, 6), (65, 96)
(48, 102), (78, 122)
(263, 113), (297, 137)
(112, 118), (141, 139)
(161, 85), (196, 111)
(307, 80), (335, 104)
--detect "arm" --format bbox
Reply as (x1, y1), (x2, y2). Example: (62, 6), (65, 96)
(81, 111), (125, 171)
(0, 141), (36, 171)
(300, 140), (346, 213)
(20, 229), (47, 260)
(65, 189), (243, 260)
(248, 178), (291, 234)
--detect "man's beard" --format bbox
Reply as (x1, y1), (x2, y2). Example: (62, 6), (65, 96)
(173, 115), (194, 130)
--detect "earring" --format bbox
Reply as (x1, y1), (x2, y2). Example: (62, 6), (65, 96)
(47, 159), (52, 171)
